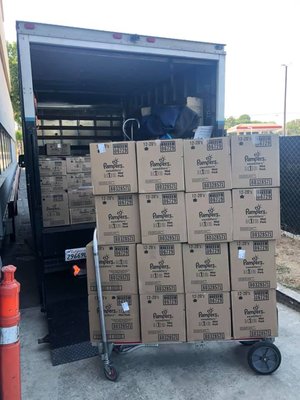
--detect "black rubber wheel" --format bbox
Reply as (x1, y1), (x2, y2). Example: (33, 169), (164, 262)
(104, 365), (118, 381)
(247, 342), (281, 375)
(240, 340), (259, 346)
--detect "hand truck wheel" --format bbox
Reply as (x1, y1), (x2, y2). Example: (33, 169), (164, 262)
(247, 341), (281, 375)
(104, 365), (118, 381)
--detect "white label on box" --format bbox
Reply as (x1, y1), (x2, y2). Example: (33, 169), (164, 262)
(57, 143), (61, 148)
(65, 247), (87, 262)
(238, 249), (246, 259)
(97, 143), (106, 153)
(121, 302), (130, 312)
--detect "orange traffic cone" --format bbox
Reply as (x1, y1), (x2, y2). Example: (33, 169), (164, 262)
(0, 265), (21, 400)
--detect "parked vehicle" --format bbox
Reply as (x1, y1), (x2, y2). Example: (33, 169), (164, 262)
(17, 21), (226, 363)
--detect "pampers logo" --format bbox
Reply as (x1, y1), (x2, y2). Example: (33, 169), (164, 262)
(108, 210), (128, 221)
(104, 304), (116, 314)
(150, 259), (169, 271)
(244, 304), (265, 316)
(103, 158), (124, 169)
(245, 204), (266, 216)
(244, 151), (266, 163)
(153, 309), (173, 319)
(196, 154), (217, 166)
(153, 208), (173, 220)
(195, 258), (216, 269)
(100, 255), (114, 266)
(198, 308), (218, 318)
(150, 156), (171, 168)
(199, 207), (219, 218)
(243, 255), (263, 267)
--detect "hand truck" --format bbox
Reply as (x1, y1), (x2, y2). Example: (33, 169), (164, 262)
(92, 228), (282, 381)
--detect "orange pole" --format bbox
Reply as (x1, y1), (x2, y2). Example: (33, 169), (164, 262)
(0, 265), (21, 400)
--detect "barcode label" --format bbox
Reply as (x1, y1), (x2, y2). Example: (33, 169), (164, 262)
(113, 143), (128, 154)
(208, 192), (225, 204)
(160, 141), (176, 152)
(158, 334), (180, 342)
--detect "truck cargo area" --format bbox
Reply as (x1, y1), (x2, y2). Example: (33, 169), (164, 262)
(17, 21), (226, 365)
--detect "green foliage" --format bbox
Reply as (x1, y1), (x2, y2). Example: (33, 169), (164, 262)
(16, 129), (22, 141)
(286, 119), (300, 135)
(225, 114), (276, 129)
(7, 42), (22, 128)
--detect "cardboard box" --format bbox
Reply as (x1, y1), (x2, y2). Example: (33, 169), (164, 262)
(88, 293), (140, 343)
(232, 188), (280, 240)
(139, 192), (187, 244)
(230, 241), (276, 290)
(39, 158), (67, 176)
(139, 294), (186, 343)
(185, 191), (233, 243)
(90, 142), (138, 195)
(67, 172), (92, 189)
(66, 156), (91, 173)
(45, 143), (71, 156)
(184, 137), (232, 192)
(186, 292), (231, 341)
(136, 139), (184, 192)
(86, 242), (138, 293)
(68, 188), (95, 208)
(95, 194), (141, 245)
(231, 289), (278, 339)
(137, 244), (184, 294)
(231, 135), (280, 188)
(41, 192), (69, 227)
(40, 175), (68, 193)
(183, 243), (230, 293)
(70, 207), (95, 225)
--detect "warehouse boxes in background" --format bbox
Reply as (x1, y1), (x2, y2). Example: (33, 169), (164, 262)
(41, 192), (70, 227)
(39, 152), (95, 227)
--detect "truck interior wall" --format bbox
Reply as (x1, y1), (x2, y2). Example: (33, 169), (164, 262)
(30, 44), (218, 147)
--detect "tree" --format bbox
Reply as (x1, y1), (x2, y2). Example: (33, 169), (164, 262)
(7, 42), (22, 128)
(224, 116), (237, 129)
(286, 119), (300, 135)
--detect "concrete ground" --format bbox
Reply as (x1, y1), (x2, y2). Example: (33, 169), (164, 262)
(21, 303), (300, 400)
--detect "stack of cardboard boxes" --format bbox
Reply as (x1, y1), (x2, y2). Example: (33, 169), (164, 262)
(136, 140), (186, 343)
(88, 142), (141, 343)
(86, 135), (280, 345)
(39, 143), (95, 227)
(230, 135), (280, 339)
(183, 137), (232, 341)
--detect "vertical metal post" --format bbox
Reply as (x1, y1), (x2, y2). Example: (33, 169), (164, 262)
(282, 64), (288, 136)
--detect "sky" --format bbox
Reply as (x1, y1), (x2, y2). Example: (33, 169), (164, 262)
(3, 0), (300, 124)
